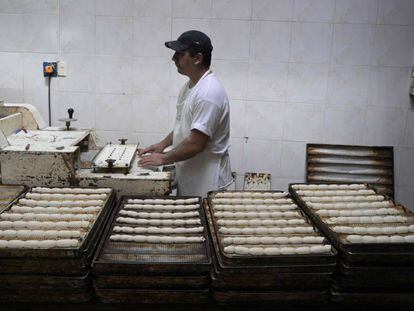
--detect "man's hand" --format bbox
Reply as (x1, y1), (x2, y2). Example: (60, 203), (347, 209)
(137, 143), (165, 156)
(138, 152), (167, 167)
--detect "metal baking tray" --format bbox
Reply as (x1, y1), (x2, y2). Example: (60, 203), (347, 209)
(340, 249), (414, 266)
(0, 288), (93, 303)
(206, 194), (337, 266)
(205, 200), (336, 274)
(0, 272), (91, 291)
(0, 184), (26, 214)
(0, 187), (116, 275)
(95, 288), (209, 304)
(306, 144), (394, 198)
(94, 274), (209, 289)
(330, 288), (414, 305)
(211, 288), (328, 305)
(289, 183), (414, 254)
(93, 196), (212, 275)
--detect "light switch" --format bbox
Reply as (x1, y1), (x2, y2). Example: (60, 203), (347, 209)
(57, 61), (67, 77)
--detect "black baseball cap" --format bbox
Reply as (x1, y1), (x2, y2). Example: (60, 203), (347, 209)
(165, 30), (213, 53)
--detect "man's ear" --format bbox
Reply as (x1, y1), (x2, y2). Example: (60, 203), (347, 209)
(194, 52), (204, 66)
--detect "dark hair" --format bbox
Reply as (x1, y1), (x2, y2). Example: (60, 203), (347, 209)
(187, 46), (212, 68)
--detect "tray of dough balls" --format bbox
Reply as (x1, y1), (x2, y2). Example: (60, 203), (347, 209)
(0, 187), (115, 273)
(207, 191), (336, 266)
(0, 184), (26, 213)
(92, 196), (211, 276)
(289, 183), (414, 253)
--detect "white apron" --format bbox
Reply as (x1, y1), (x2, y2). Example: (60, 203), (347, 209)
(173, 70), (223, 197)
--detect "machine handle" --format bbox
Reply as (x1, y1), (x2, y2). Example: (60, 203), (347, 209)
(68, 108), (74, 119)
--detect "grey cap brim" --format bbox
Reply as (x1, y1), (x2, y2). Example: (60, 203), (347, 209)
(165, 40), (189, 51)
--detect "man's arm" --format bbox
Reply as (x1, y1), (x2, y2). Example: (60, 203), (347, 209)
(138, 131), (173, 155)
(138, 129), (209, 167)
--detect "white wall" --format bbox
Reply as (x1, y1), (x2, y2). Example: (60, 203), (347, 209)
(0, 0), (413, 207)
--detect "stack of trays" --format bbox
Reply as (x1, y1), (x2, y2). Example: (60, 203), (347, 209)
(206, 190), (337, 304)
(0, 186), (115, 303)
(290, 183), (414, 304)
(92, 196), (211, 303)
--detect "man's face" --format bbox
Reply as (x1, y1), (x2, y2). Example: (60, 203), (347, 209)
(172, 50), (196, 76)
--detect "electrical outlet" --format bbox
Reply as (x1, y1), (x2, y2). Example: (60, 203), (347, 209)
(43, 62), (57, 77)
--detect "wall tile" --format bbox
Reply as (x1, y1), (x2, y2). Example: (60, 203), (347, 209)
(252, 0), (293, 21)
(96, 56), (132, 94)
(324, 105), (366, 145)
(293, 0), (335, 22)
(134, 0), (172, 17)
(290, 22), (332, 64)
(95, 93), (132, 131)
(405, 107), (414, 148)
(22, 14), (58, 53)
(133, 17), (171, 57)
(94, 129), (142, 145)
(273, 177), (305, 191)
(250, 21), (291, 63)
(131, 95), (170, 133)
(23, 89), (53, 125)
(0, 0), (22, 13)
(245, 101), (284, 140)
(229, 138), (245, 174)
(212, 60), (248, 100)
(283, 103), (324, 142)
(399, 148), (414, 185)
(96, 0), (134, 16)
(58, 54), (95, 92)
(212, 0), (251, 19)
(334, 0), (378, 24)
(211, 19), (250, 60)
(60, 15), (95, 54)
(247, 62), (288, 101)
(22, 0), (57, 14)
(60, 0), (95, 16)
(287, 63), (329, 103)
(327, 65), (370, 106)
(0, 52), (23, 89)
(373, 25), (414, 67)
(362, 107), (406, 146)
(0, 88), (24, 102)
(397, 186), (414, 211)
(23, 53), (57, 90)
(54, 91), (95, 129)
(96, 16), (133, 56)
(280, 141), (306, 177)
(172, 0), (212, 18)
(368, 66), (411, 108)
(332, 24), (375, 65)
(244, 139), (282, 177)
(229, 99), (245, 138)
(378, 0), (414, 25)
(0, 14), (23, 52)
(172, 18), (211, 41)
(133, 57), (171, 95)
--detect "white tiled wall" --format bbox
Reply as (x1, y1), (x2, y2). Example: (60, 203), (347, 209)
(0, 0), (414, 208)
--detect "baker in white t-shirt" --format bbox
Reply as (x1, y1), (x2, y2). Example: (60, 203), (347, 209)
(138, 30), (232, 197)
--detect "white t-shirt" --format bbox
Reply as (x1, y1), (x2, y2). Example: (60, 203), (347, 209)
(174, 71), (232, 189)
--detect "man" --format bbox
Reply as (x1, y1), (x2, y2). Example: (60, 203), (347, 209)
(138, 30), (232, 197)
